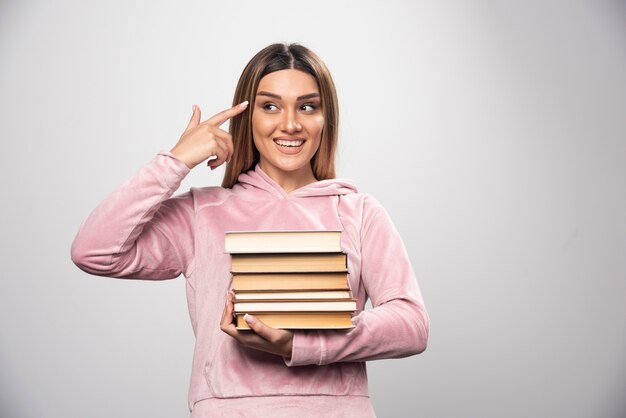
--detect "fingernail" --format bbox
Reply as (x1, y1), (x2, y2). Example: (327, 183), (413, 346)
(240, 100), (249, 107)
(244, 313), (255, 325)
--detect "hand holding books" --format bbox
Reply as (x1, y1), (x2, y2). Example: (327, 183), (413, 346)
(220, 290), (294, 359)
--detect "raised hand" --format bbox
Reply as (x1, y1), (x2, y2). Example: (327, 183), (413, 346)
(220, 290), (294, 359)
(170, 101), (248, 170)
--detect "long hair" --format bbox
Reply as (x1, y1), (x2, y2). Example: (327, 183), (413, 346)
(221, 43), (339, 188)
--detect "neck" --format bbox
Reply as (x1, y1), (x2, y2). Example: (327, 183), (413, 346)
(258, 161), (317, 193)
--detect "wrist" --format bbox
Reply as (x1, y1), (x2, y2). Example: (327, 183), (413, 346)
(169, 147), (196, 169)
(283, 334), (294, 359)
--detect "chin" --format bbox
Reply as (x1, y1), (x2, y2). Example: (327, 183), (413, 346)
(275, 160), (311, 172)
(263, 154), (312, 173)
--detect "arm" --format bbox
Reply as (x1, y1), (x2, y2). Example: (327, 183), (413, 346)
(284, 196), (429, 366)
(72, 101), (249, 280)
(70, 151), (195, 280)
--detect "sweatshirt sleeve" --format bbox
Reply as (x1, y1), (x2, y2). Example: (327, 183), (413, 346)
(70, 151), (195, 280)
(283, 196), (429, 366)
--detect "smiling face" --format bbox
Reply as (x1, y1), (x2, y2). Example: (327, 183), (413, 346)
(251, 69), (324, 189)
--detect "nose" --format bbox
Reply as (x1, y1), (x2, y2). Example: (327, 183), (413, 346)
(280, 108), (302, 133)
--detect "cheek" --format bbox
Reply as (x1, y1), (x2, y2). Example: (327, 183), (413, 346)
(252, 112), (271, 131)
(251, 115), (273, 145)
(310, 115), (325, 138)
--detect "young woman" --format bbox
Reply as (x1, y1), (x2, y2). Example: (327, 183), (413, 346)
(71, 43), (429, 417)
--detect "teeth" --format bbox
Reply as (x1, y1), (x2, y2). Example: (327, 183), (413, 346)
(275, 139), (304, 147)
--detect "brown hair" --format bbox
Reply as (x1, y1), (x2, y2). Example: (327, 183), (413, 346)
(221, 43), (339, 188)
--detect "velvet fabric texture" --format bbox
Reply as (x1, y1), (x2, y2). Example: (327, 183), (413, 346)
(71, 151), (429, 417)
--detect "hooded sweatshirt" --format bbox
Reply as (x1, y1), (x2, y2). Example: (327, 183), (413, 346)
(71, 151), (429, 417)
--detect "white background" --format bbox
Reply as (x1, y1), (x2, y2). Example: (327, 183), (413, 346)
(1, 1), (625, 417)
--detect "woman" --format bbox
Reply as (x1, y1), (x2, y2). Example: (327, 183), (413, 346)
(71, 43), (429, 417)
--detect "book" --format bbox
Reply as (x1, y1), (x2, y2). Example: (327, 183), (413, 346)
(233, 299), (357, 313)
(226, 230), (356, 330)
(231, 272), (350, 291)
(231, 253), (347, 273)
(235, 312), (355, 330)
(233, 290), (353, 301)
(225, 230), (342, 254)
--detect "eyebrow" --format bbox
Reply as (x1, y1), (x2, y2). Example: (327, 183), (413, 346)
(256, 91), (320, 101)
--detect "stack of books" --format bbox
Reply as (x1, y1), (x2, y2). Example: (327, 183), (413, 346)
(225, 230), (356, 330)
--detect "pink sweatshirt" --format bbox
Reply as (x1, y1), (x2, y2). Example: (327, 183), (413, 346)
(71, 151), (429, 417)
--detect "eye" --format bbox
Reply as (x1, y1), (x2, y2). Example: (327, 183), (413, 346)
(262, 103), (278, 111)
(301, 103), (318, 112)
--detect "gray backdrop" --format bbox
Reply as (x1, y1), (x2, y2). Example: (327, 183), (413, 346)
(1, 1), (625, 417)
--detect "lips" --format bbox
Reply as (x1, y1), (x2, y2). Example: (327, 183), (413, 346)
(273, 137), (306, 154)
(275, 140), (303, 147)
(273, 138), (305, 147)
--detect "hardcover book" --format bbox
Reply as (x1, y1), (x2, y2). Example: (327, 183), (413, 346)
(235, 312), (354, 330)
(233, 299), (357, 313)
(231, 272), (350, 292)
(234, 290), (353, 300)
(225, 230), (342, 254)
(231, 252), (347, 274)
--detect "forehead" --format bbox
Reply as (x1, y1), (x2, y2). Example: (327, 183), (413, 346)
(257, 69), (319, 97)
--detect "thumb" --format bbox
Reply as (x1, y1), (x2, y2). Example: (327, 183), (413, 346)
(244, 314), (273, 339)
(185, 104), (201, 131)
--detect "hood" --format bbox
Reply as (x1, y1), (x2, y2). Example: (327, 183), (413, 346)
(233, 164), (358, 199)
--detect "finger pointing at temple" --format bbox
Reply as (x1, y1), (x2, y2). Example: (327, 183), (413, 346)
(170, 101), (249, 169)
(204, 101), (249, 127)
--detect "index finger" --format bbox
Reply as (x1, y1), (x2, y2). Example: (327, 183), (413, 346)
(205, 101), (249, 127)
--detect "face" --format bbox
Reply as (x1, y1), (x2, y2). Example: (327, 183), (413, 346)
(251, 69), (324, 181)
